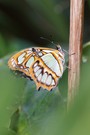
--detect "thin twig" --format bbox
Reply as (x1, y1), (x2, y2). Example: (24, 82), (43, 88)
(68, 0), (85, 108)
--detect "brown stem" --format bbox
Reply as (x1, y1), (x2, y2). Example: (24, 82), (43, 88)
(68, 0), (84, 108)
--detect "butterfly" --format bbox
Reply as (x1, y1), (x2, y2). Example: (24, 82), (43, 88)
(8, 45), (65, 91)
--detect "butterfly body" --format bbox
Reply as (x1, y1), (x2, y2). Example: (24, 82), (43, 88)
(8, 46), (65, 91)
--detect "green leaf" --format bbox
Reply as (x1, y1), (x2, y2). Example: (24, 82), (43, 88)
(0, 55), (26, 134)
(18, 81), (65, 135)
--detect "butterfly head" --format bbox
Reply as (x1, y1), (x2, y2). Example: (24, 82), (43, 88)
(56, 45), (65, 58)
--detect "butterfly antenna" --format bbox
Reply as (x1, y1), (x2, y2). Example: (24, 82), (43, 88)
(40, 37), (56, 46)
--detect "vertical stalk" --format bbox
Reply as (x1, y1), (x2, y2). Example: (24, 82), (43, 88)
(68, 0), (84, 108)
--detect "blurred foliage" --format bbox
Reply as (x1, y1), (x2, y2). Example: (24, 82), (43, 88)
(0, 0), (90, 135)
(0, 0), (69, 47)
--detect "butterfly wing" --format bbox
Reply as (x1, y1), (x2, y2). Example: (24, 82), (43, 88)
(8, 47), (65, 91)
(8, 48), (35, 78)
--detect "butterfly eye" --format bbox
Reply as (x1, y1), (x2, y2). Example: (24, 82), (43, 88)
(56, 45), (62, 51)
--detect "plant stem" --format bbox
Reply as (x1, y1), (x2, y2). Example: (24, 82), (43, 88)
(68, 0), (84, 108)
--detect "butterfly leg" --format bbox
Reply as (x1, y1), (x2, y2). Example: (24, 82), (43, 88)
(50, 88), (53, 91)
(18, 72), (33, 81)
(37, 87), (41, 91)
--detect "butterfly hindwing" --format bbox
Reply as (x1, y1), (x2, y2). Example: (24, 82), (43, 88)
(29, 60), (57, 91)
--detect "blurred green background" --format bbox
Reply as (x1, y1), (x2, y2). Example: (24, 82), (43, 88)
(0, 0), (90, 135)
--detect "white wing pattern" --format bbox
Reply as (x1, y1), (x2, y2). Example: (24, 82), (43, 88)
(8, 46), (65, 91)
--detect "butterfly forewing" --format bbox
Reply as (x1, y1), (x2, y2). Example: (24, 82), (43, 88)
(8, 47), (65, 91)
(8, 48), (35, 77)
